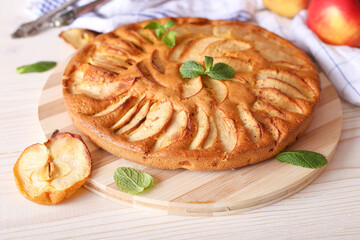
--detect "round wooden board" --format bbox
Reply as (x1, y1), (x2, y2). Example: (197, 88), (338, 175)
(38, 60), (342, 216)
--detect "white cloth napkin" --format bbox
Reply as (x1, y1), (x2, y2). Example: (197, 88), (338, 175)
(25, 0), (360, 106)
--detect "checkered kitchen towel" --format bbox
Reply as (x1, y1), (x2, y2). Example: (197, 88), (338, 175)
(26, 0), (360, 106)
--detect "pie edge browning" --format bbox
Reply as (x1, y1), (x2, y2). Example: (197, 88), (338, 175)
(62, 17), (320, 171)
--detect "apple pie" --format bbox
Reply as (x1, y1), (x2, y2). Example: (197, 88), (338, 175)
(62, 18), (320, 171)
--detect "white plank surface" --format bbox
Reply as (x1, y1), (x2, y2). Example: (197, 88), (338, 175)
(1, 1), (360, 239)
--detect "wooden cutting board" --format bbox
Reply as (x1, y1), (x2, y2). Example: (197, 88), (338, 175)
(38, 60), (342, 216)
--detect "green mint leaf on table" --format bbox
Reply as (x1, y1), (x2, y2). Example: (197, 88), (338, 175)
(180, 56), (235, 80)
(162, 31), (177, 47)
(143, 20), (177, 47)
(179, 61), (205, 78)
(16, 61), (56, 74)
(206, 62), (236, 80)
(114, 167), (155, 195)
(276, 151), (328, 169)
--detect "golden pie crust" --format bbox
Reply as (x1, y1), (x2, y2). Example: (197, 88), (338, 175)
(63, 18), (320, 171)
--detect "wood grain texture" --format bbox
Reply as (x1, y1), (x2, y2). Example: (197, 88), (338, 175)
(37, 60), (343, 216)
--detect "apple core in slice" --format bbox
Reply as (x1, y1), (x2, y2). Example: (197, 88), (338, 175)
(13, 132), (92, 205)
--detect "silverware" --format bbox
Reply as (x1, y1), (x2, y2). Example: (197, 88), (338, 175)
(12, 0), (110, 38)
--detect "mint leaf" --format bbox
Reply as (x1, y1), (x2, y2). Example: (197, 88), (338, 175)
(143, 20), (177, 47)
(206, 62), (235, 80)
(180, 56), (235, 80)
(16, 61), (56, 74)
(276, 151), (328, 169)
(180, 61), (205, 78)
(155, 28), (165, 38)
(162, 31), (177, 47)
(164, 19), (175, 29)
(204, 56), (213, 72)
(143, 21), (164, 30)
(114, 167), (155, 195)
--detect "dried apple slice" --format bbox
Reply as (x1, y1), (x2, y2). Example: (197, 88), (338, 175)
(59, 28), (98, 49)
(13, 132), (91, 205)
(128, 101), (173, 142)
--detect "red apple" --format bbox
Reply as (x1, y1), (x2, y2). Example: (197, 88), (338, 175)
(307, 0), (360, 47)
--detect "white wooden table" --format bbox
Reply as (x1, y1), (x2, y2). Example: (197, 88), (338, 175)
(1, 1), (360, 239)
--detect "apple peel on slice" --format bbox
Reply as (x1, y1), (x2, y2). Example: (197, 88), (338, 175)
(152, 111), (188, 151)
(214, 108), (237, 152)
(181, 76), (203, 99)
(178, 37), (222, 62)
(127, 101), (173, 142)
(13, 132), (91, 205)
(203, 77), (228, 104)
(202, 116), (218, 149)
(116, 100), (151, 134)
(189, 108), (210, 150)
